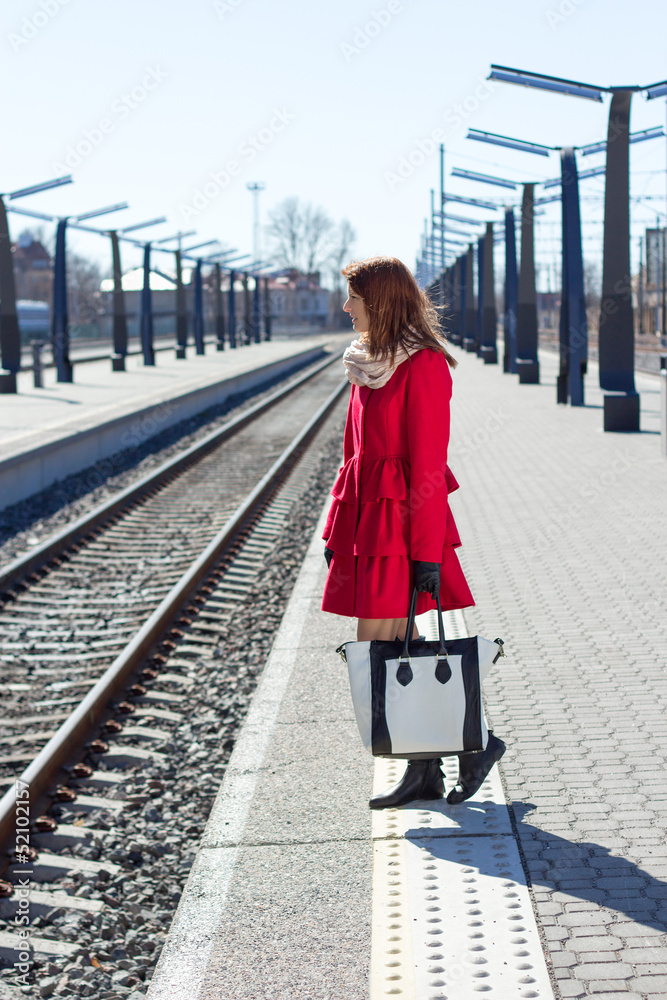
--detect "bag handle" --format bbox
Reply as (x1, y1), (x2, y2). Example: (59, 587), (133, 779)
(399, 587), (448, 663)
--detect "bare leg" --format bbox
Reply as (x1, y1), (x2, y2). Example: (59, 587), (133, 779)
(356, 617), (420, 642)
(356, 618), (402, 641)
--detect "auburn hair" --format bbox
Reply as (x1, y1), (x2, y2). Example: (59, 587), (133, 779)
(342, 255), (457, 368)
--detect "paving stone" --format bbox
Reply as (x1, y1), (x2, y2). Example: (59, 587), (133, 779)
(558, 911), (613, 928)
(572, 963), (633, 980)
(627, 975), (667, 993)
(620, 947), (667, 962)
(550, 952), (579, 968)
(569, 935), (624, 952)
(557, 981), (588, 998)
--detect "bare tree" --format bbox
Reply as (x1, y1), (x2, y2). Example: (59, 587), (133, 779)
(265, 197), (335, 274)
(302, 203), (334, 274)
(265, 197), (302, 270)
(67, 252), (105, 331)
(584, 259), (601, 335)
(328, 218), (356, 317)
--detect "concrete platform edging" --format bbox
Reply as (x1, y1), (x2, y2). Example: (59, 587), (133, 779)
(145, 504), (331, 1000)
(1, 345), (326, 511)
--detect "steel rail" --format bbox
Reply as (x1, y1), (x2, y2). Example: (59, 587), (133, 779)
(0, 349), (342, 593)
(0, 376), (348, 854)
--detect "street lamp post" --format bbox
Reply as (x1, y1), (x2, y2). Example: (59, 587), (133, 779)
(247, 182), (265, 266)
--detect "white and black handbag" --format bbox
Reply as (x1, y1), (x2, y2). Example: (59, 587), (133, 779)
(337, 588), (505, 759)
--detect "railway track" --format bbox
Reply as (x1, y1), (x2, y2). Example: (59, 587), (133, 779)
(0, 353), (348, 996)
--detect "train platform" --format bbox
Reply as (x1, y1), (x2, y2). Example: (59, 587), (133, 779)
(146, 343), (667, 1000)
(0, 333), (347, 509)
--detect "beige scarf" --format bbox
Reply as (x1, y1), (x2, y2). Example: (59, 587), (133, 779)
(343, 338), (422, 389)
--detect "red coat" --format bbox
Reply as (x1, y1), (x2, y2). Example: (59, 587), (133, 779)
(321, 347), (475, 619)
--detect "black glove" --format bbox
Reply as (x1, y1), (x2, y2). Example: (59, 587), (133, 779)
(413, 560), (440, 599)
(324, 546), (334, 568)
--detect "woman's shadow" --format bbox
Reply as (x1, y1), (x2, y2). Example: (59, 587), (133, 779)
(405, 800), (667, 933)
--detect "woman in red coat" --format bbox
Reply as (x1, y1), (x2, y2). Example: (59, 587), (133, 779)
(322, 256), (505, 809)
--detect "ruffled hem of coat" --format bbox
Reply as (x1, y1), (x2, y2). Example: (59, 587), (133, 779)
(321, 550), (475, 619)
(331, 455), (460, 504)
(323, 495), (462, 557)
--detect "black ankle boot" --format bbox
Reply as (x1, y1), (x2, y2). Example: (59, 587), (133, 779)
(369, 758), (444, 810)
(446, 732), (506, 805)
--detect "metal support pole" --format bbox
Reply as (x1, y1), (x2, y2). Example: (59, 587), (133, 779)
(661, 362), (667, 458)
(459, 255), (467, 346)
(252, 276), (261, 343)
(658, 225), (667, 345)
(32, 340), (44, 388)
(228, 269), (237, 348)
(193, 259), (205, 355)
(242, 273), (251, 344)
(480, 221), (497, 364)
(214, 263), (225, 351)
(516, 184), (539, 383)
(638, 236), (645, 336)
(263, 277), (272, 340)
(109, 231), (128, 372)
(558, 147), (587, 406)
(140, 243), (155, 366)
(475, 236), (484, 356)
(504, 208), (518, 374)
(443, 267), (460, 344)
(175, 249), (188, 359)
(0, 195), (21, 392)
(463, 244), (476, 352)
(655, 229), (662, 337)
(599, 89), (639, 431)
(52, 218), (73, 382)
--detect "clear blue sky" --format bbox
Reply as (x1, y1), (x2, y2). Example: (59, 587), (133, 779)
(2, 0), (667, 288)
